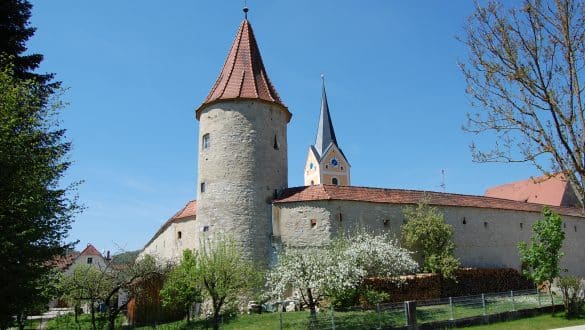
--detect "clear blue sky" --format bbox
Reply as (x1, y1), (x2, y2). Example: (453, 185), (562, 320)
(27, 1), (534, 254)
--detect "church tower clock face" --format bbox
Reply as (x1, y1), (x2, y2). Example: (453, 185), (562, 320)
(330, 158), (339, 167)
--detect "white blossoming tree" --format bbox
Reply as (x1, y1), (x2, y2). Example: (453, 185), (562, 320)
(267, 231), (417, 315)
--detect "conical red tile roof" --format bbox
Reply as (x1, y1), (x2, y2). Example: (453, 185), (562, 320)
(196, 19), (290, 121)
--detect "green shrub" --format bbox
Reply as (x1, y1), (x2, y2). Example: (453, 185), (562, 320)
(558, 276), (585, 318)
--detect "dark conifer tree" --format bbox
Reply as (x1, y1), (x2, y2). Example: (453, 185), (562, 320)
(0, 0), (56, 87)
(0, 1), (78, 328)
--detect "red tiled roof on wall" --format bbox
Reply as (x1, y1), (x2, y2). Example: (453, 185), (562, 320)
(195, 19), (290, 121)
(485, 174), (576, 207)
(275, 185), (584, 218)
(144, 200), (197, 248)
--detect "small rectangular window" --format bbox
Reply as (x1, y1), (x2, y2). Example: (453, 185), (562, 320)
(203, 225), (209, 232)
(310, 219), (317, 228)
(383, 219), (390, 226)
(201, 182), (206, 193)
(177, 231), (182, 239)
(87, 257), (93, 264)
(337, 213), (343, 222)
(202, 133), (210, 149)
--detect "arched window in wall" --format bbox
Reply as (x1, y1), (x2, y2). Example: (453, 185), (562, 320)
(332, 177), (339, 185)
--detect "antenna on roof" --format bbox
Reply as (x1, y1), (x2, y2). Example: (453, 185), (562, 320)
(440, 169), (447, 193)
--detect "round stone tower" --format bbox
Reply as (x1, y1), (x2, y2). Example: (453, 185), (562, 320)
(195, 16), (291, 265)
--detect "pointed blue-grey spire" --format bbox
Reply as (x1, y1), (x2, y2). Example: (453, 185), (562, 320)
(314, 75), (338, 157)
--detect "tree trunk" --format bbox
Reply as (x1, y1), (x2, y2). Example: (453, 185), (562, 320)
(90, 301), (97, 330)
(307, 288), (317, 317)
(548, 281), (555, 313)
(16, 312), (25, 330)
(212, 298), (224, 330)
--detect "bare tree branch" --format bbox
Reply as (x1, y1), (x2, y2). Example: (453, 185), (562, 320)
(461, 0), (585, 208)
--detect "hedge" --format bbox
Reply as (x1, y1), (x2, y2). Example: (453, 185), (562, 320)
(363, 268), (534, 303)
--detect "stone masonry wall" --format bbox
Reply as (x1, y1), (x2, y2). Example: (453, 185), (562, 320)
(139, 217), (199, 263)
(197, 100), (288, 265)
(274, 200), (585, 276)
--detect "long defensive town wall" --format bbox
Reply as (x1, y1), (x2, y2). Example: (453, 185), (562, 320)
(272, 200), (585, 276)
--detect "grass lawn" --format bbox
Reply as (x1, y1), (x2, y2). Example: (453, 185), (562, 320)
(465, 312), (585, 329)
(18, 319), (40, 330)
(135, 309), (405, 330)
(45, 313), (125, 330)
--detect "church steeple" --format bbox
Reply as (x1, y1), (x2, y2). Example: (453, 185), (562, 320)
(304, 77), (351, 186)
(196, 16), (291, 121)
(314, 77), (338, 157)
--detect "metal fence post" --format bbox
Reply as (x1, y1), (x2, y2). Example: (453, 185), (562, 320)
(405, 301), (417, 330)
(279, 303), (283, 330)
(537, 290), (541, 308)
(510, 291), (515, 311)
(482, 293), (486, 316)
(376, 303), (381, 330)
(404, 301), (408, 327)
(449, 297), (454, 320)
(330, 304), (335, 330)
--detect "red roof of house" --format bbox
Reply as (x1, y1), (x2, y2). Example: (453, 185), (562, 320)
(79, 244), (102, 257)
(195, 19), (290, 120)
(484, 174), (576, 207)
(144, 200), (197, 248)
(52, 252), (79, 270)
(274, 185), (584, 217)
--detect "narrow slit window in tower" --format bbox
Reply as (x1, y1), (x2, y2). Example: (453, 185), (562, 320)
(177, 231), (182, 239)
(200, 182), (206, 193)
(202, 133), (210, 149)
(273, 134), (279, 150)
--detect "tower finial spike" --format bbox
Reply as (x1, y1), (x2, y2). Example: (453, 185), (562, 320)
(243, 4), (249, 19)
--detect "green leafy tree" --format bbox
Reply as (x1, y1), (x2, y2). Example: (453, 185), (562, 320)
(460, 0), (585, 207)
(402, 200), (460, 279)
(0, 65), (79, 329)
(61, 265), (112, 330)
(195, 237), (259, 330)
(518, 207), (565, 308)
(557, 276), (585, 318)
(160, 250), (202, 322)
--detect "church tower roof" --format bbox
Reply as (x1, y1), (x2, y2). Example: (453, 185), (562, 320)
(196, 16), (289, 120)
(314, 77), (338, 157)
